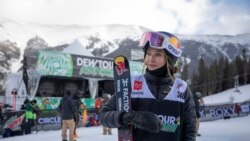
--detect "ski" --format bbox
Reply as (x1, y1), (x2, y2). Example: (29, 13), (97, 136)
(113, 55), (133, 141)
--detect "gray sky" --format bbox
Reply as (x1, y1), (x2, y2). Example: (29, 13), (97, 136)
(0, 0), (250, 35)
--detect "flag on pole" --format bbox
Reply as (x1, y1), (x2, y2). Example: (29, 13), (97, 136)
(23, 56), (29, 95)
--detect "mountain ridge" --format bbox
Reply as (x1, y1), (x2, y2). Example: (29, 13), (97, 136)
(0, 18), (250, 95)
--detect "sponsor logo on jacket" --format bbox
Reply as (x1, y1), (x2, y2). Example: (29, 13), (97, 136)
(158, 115), (180, 133)
(132, 80), (144, 95)
(133, 80), (142, 90)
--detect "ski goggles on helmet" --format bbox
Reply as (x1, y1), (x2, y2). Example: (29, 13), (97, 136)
(139, 31), (182, 57)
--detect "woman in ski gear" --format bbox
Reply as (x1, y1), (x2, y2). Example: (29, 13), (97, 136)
(99, 31), (197, 141)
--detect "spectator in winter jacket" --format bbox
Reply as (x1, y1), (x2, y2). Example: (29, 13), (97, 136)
(25, 99), (39, 134)
(100, 93), (112, 135)
(193, 92), (204, 136)
(0, 104), (3, 122)
(21, 98), (29, 110)
(58, 91), (77, 141)
(234, 103), (241, 117)
(72, 90), (85, 139)
(99, 31), (197, 141)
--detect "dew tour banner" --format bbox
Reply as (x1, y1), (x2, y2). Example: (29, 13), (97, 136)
(35, 51), (143, 79)
(74, 54), (113, 78)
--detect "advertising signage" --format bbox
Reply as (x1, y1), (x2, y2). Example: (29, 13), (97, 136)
(36, 51), (143, 79)
(74, 55), (113, 78)
(37, 51), (74, 77)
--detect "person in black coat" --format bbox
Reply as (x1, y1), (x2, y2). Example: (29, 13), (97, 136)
(100, 94), (112, 135)
(58, 91), (77, 141)
(0, 104), (3, 122)
(193, 92), (204, 136)
(99, 31), (196, 141)
(72, 90), (84, 138)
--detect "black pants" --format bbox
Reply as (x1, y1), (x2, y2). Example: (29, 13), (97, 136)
(74, 114), (79, 135)
(25, 119), (34, 134)
(0, 112), (3, 122)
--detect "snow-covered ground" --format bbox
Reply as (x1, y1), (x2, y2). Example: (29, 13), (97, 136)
(1, 84), (250, 141)
(1, 115), (250, 141)
(198, 115), (250, 141)
(203, 84), (250, 105)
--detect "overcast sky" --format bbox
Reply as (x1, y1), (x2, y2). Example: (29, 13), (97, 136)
(0, 0), (250, 35)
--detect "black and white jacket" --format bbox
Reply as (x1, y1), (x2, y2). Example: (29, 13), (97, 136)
(99, 71), (196, 141)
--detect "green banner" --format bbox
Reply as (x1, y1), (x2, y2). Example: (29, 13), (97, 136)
(0, 96), (4, 103)
(34, 97), (95, 110)
(130, 61), (144, 75)
(37, 51), (73, 76)
(81, 98), (95, 109)
(34, 97), (62, 110)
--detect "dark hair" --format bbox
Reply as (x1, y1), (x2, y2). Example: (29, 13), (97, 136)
(73, 91), (82, 99)
(143, 42), (150, 58)
(24, 99), (29, 104)
(11, 89), (17, 95)
(66, 90), (71, 96)
(32, 99), (37, 104)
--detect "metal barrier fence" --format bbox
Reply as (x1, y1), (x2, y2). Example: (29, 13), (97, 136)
(0, 108), (99, 135)
(1, 96), (249, 135)
(200, 100), (250, 121)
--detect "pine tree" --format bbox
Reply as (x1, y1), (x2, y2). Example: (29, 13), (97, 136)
(0, 40), (20, 95)
(247, 58), (250, 84)
(197, 57), (207, 95)
(234, 55), (244, 85)
(190, 72), (199, 94)
(181, 64), (189, 81)
(242, 48), (248, 84)
(222, 59), (234, 90)
(216, 56), (224, 93)
(25, 36), (48, 56)
(207, 60), (217, 95)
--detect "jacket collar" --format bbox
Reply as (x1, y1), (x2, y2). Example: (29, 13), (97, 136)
(144, 70), (173, 85)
